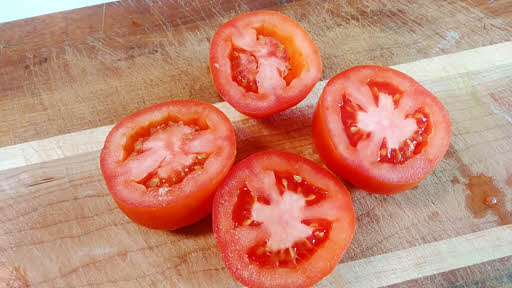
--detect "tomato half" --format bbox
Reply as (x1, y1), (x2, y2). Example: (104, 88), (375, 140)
(213, 150), (355, 288)
(313, 65), (451, 194)
(209, 10), (322, 118)
(100, 100), (236, 230)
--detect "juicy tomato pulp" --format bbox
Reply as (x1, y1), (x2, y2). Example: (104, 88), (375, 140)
(209, 10), (322, 118)
(100, 100), (236, 230)
(213, 151), (355, 288)
(313, 65), (451, 194)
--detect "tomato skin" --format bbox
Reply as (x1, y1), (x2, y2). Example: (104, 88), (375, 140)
(313, 65), (451, 194)
(100, 100), (236, 230)
(213, 150), (355, 288)
(209, 10), (322, 118)
(114, 187), (216, 230)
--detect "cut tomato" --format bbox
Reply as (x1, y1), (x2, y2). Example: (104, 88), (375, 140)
(209, 10), (322, 118)
(313, 65), (451, 194)
(213, 150), (355, 288)
(100, 100), (236, 230)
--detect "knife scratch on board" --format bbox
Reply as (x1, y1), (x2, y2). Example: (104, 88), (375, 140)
(101, 3), (106, 33)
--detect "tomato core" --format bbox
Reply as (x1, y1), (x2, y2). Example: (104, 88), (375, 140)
(123, 120), (211, 193)
(340, 81), (433, 164)
(232, 173), (331, 268)
(231, 34), (292, 95)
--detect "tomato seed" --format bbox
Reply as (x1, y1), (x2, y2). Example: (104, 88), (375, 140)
(197, 153), (207, 159)
(305, 194), (316, 201)
(413, 112), (423, 119)
(134, 139), (144, 151)
(256, 247), (266, 255)
(242, 219), (253, 226)
(304, 239), (313, 248)
(314, 231), (325, 238)
(293, 175), (302, 183)
(380, 148), (388, 157)
(406, 139), (414, 151)
(289, 247), (297, 259)
(404, 149), (412, 157)
(350, 126), (359, 133)
(148, 177), (160, 187)
(395, 150), (402, 162)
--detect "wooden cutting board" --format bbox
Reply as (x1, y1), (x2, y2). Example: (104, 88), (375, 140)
(1, 1), (512, 287)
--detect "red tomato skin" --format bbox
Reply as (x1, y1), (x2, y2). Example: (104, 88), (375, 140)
(100, 100), (236, 230)
(113, 178), (219, 230)
(209, 10), (322, 118)
(212, 150), (355, 288)
(312, 66), (451, 194)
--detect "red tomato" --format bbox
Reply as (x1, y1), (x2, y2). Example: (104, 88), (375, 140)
(313, 65), (451, 194)
(209, 10), (322, 118)
(100, 100), (236, 230)
(213, 150), (355, 288)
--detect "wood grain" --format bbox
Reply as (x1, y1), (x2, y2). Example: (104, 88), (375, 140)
(1, 0), (512, 147)
(1, 42), (512, 287)
(464, 0), (512, 27)
(2, 41), (511, 171)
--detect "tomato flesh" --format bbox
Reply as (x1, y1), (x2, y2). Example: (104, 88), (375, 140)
(213, 151), (355, 288)
(120, 120), (220, 198)
(313, 65), (451, 194)
(233, 173), (331, 268)
(127, 121), (209, 190)
(230, 35), (291, 95)
(340, 89), (433, 164)
(100, 100), (236, 230)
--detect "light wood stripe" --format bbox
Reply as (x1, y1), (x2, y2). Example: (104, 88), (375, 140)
(327, 224), (512, 288)
(1, 41), (511, 171)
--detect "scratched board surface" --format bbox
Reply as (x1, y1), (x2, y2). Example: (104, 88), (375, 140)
(1, 0), (512, 287)
(1, 0), (512, 146)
